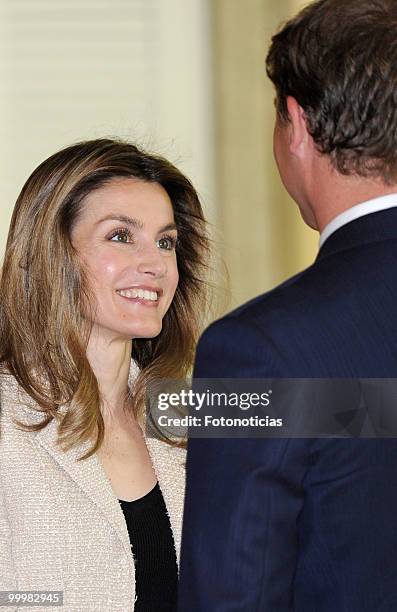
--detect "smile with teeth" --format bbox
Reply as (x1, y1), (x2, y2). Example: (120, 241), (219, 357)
(116, 288), (159, 302)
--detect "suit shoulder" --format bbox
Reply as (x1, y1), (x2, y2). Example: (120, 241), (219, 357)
(196, 261), (339, 376)
(210, 264), (319, 333)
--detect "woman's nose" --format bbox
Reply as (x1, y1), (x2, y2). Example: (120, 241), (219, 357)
(136, 246), (167, 277)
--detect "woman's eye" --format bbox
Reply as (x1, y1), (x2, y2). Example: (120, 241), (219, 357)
(108, 229), (132, 243)
(157, 235), (177, 251)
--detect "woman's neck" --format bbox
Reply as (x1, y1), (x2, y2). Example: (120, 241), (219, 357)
(86, 327), (133, 421)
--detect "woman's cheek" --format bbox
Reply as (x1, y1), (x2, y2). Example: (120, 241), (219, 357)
(89, 251), (121, 283)
(166, 273), (179, 312)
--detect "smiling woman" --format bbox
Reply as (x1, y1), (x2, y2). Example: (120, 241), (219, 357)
(71, 179), (180, 342)
(0, 138), (210, 611)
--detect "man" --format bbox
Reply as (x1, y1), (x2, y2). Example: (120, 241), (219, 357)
(177, 0), (397, 610)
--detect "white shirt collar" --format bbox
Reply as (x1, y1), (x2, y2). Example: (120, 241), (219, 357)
(319, 193), (397, 248)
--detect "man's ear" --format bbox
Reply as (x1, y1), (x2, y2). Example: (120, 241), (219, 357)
(286, 96), (310, 156)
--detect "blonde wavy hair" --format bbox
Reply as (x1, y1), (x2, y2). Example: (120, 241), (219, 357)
(0, 138), (211, 459)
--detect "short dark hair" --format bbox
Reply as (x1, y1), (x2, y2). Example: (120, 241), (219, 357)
(266, 0), (397, 182)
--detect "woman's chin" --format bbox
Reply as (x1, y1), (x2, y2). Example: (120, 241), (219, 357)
(127, 322), (163, 340)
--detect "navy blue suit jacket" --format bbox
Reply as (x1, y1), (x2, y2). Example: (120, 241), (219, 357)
(178, 208), (397, 611)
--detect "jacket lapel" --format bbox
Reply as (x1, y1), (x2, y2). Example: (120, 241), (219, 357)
(34, 417), (133, 560)
(15, 358), (184, 565)
(145, 435), (186, 565)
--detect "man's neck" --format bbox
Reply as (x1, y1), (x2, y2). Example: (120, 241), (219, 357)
(310, 166), (397, 233)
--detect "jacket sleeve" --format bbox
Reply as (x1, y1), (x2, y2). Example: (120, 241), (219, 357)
(178, 317), (309, 611)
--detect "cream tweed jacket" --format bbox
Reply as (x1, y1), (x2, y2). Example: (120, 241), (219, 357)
(0, 361), (186, 612)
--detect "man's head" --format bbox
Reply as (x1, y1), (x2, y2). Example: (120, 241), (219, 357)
(266, 0), (397, 229)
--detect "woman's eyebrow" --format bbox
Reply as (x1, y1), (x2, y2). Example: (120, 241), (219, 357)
(96, 213), (177, 233)
(159, 222), (178, 233)
(96, 213), (143, 229)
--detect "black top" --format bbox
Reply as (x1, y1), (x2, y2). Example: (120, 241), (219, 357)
(119, 482), (178, 611)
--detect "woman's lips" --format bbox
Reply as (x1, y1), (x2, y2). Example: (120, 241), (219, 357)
(115, 286), (163, 306)
(117, 293), (160, 307)
(116, 287), (160, 300)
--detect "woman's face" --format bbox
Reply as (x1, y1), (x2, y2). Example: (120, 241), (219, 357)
(71, 178), (179, 341)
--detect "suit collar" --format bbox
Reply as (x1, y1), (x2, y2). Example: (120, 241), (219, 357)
(319, 193), (397, 248)
(316, 207), (397, 263)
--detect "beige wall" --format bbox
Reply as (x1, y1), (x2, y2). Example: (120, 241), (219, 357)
(0, 0), (215, 258)
(212, 0), (318, 310)
(1, 0), (318, 319)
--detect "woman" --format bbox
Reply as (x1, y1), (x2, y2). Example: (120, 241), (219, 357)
(0, 138), (210, 611)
